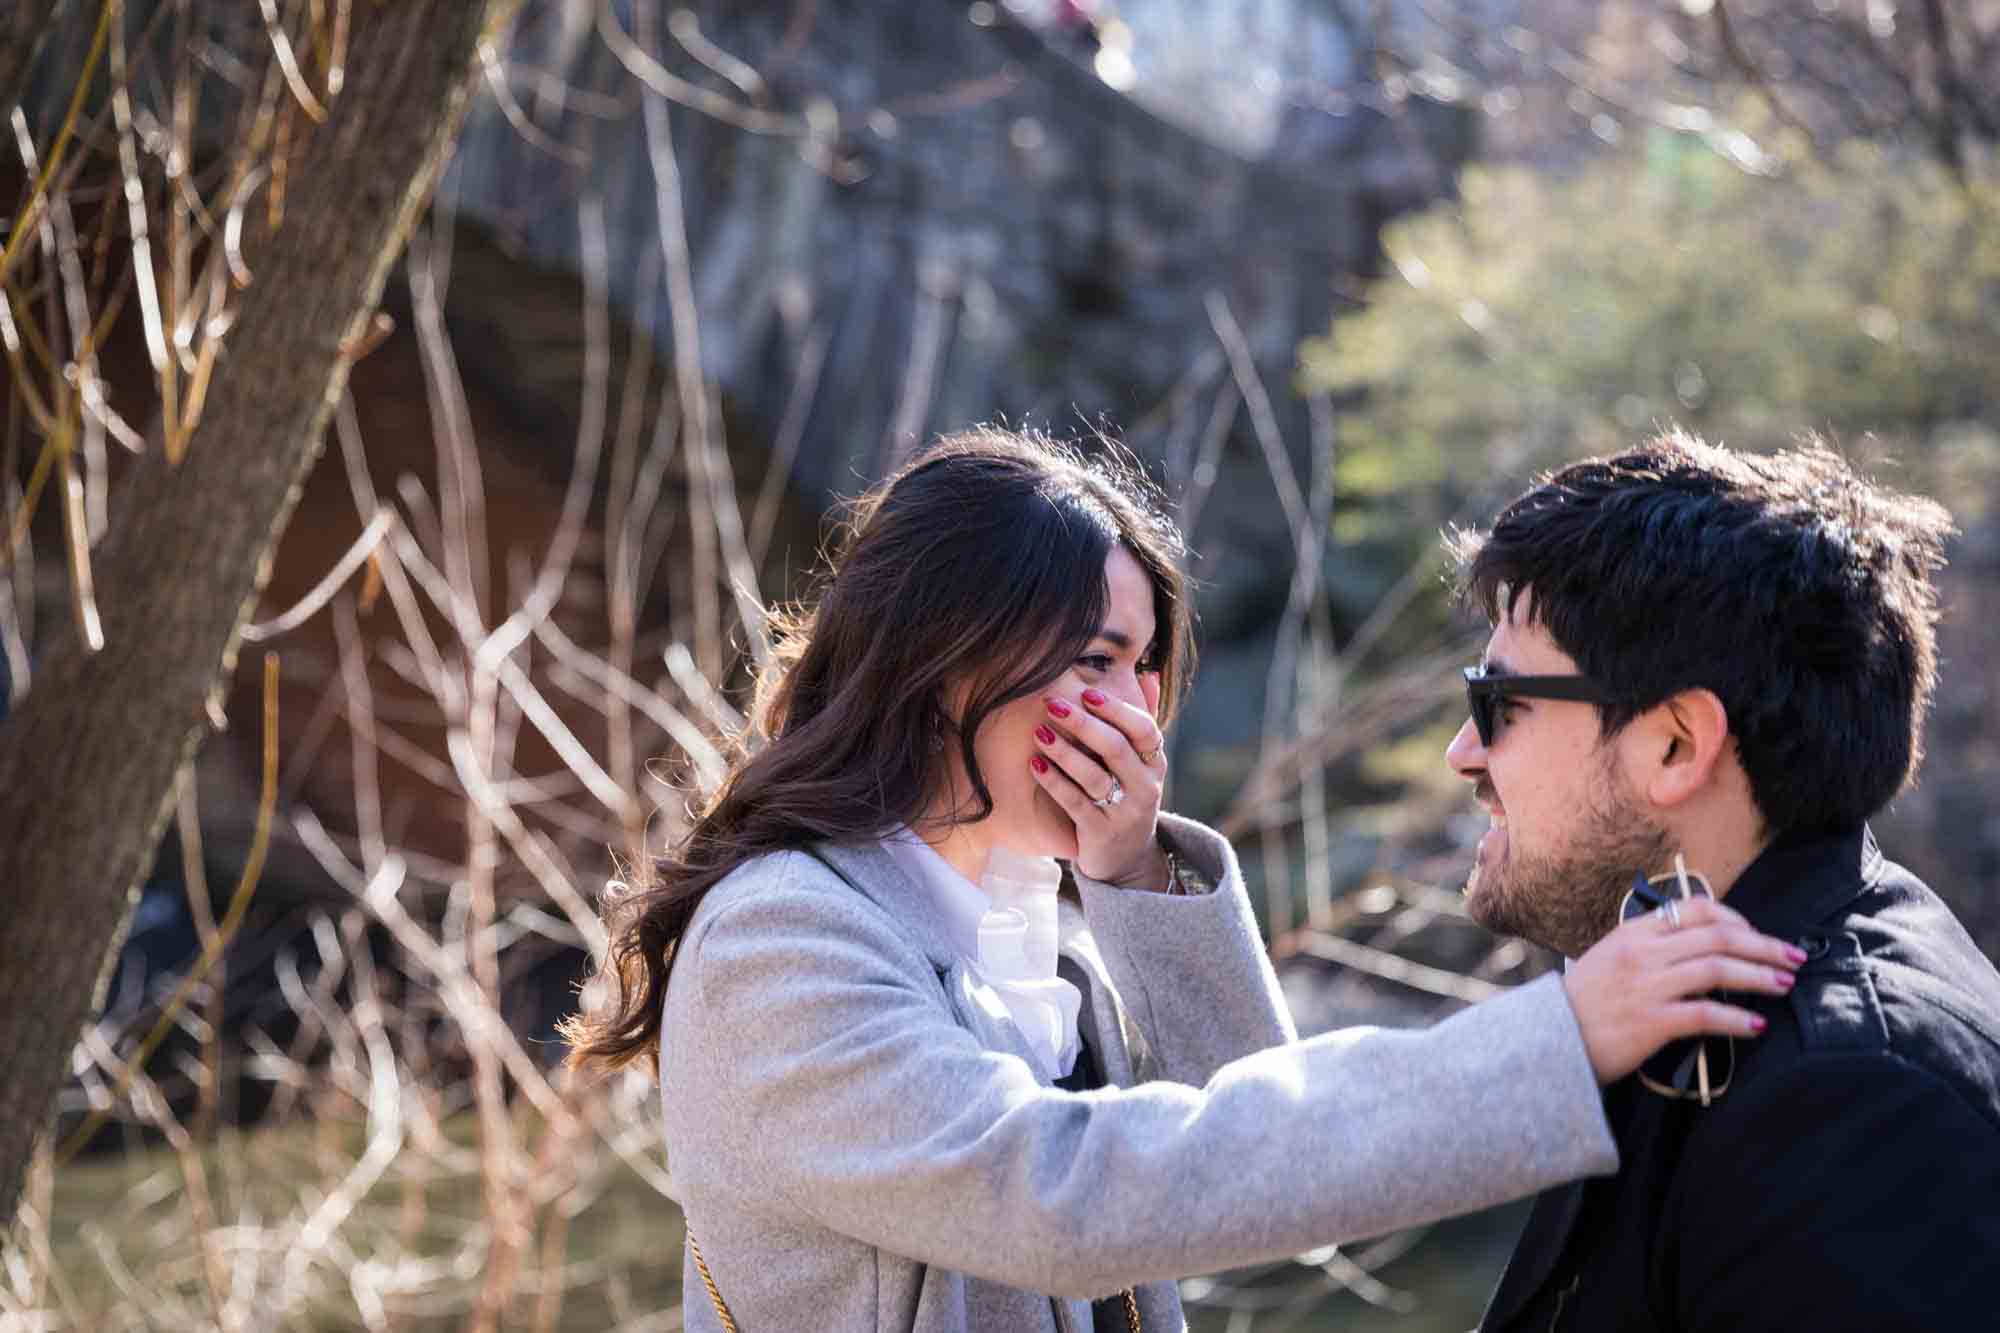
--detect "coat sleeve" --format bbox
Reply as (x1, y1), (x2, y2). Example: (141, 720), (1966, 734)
(672, 852), (1617, 1300)
(1673, 1052), (2000, 1332)
(1071, 812), (1296, 1086)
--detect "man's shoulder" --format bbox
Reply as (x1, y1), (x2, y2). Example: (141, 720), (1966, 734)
(1728, 861), (2000, 1132)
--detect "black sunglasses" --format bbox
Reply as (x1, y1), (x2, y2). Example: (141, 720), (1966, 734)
(1462, 666), (1605, 746)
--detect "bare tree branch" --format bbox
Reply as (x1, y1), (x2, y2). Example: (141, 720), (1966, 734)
(0, 0), (523, 1225)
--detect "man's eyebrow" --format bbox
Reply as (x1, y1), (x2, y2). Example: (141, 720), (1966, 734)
(1480, 656), (1518, 677)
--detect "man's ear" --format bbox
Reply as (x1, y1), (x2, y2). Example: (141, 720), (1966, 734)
(1630, 688), (1731, 809)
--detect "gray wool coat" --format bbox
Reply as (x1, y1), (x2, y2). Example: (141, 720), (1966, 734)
(659, 813), (1618, 1332)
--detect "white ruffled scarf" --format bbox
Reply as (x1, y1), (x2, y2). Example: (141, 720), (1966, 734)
(880, 827), (1084, 1079)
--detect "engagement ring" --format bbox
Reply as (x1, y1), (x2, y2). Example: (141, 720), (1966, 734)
(1092, 778), (1126, 810)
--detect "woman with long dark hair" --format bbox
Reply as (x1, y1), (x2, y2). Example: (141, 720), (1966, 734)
(565, 428), (1799, 1332)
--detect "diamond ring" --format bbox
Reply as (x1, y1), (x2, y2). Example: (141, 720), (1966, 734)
(1092, 778), (1126, 810)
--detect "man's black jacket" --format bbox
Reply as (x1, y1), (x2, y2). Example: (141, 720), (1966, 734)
(1482, 826), (2000, 1332)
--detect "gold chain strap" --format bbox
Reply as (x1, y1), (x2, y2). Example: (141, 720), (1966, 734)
(686, 1228), (740, 1333)
(686, 1228), (1139, 1332)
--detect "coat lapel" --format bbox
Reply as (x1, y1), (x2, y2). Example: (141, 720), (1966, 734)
(1057, 895), (1156, 1086)
(1481, 1180), (1589, 1330)
(810, 843), (1182, 1332)
(809, 839), (962, 972)
(1055, 898), (1183, 1332)
(941, 958), (1055, 1078)
(814, 841), (1159, 1086)
(812, 840), (1068, 1088)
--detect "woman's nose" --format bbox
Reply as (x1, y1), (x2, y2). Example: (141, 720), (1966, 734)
(1089, 672), (1146, 709)
(1136, 669), (1162, 720)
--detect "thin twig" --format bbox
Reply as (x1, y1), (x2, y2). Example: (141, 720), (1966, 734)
(0, 0), (114, 287)
(881, 254), (958, 474)
(257, 0), (329, 122)
(480, 37), (590, 166)
(596, 0), (807, 139)
(749, 316), (828, 568)
(1208, 290), (1313, 934)
(240, 509), (395, 642)
(667, 8), (767, 105)
(332, 590), (387, 874)
(408, 226), (492, 629)
(638, 34), (770, 674)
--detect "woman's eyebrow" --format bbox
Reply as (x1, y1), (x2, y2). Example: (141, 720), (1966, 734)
(1094, 628), (1157, 652)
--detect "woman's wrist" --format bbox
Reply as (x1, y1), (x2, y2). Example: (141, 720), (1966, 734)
(1098, 845), (1173, 893)
(1096, 842), (1216, 895)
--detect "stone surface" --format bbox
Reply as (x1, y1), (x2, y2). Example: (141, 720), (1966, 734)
(444, 0), (1475, 826)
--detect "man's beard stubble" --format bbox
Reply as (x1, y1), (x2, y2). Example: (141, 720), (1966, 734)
(1465, 770), (1674, 960)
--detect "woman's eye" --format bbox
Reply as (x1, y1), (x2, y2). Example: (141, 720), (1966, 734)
(1077, 654), (1114, 673)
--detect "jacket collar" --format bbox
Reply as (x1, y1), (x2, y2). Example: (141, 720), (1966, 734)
(809, 837), (965, 972)
(807, 837), (1148, 1089)
(878, 825), (993, 962)
(1485, 823), (1885, 1330)
(1713, 823), (1884, 939)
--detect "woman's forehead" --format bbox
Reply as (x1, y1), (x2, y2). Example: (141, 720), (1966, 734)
(1099, 546), (1158, 644)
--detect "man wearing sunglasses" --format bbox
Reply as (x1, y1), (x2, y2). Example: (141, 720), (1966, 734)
(1446, 431), (2000, 1331)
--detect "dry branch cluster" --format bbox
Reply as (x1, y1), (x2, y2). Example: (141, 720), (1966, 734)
(2, 3), (366, 683)
(2, 4), (1545, 1329)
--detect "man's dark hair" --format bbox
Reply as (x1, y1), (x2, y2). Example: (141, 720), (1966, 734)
(1451, 429), (1954, 838)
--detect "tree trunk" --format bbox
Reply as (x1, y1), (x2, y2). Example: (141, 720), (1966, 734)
(0, 0), (518, 1224)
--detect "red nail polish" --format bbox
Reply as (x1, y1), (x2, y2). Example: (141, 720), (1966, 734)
(1034, 724), (1057, 745)
(1046, 697), (1072, 718)
(1030, 754), (1050, 773)
(1750, 1015), (1768, 1033)
(1082, 688), (1107, 707)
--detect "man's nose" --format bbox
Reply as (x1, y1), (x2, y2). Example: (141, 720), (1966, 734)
(1445, 716), (1487, 778)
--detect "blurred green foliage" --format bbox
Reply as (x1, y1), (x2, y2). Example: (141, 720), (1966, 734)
(1301, 130), (2000, 554)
